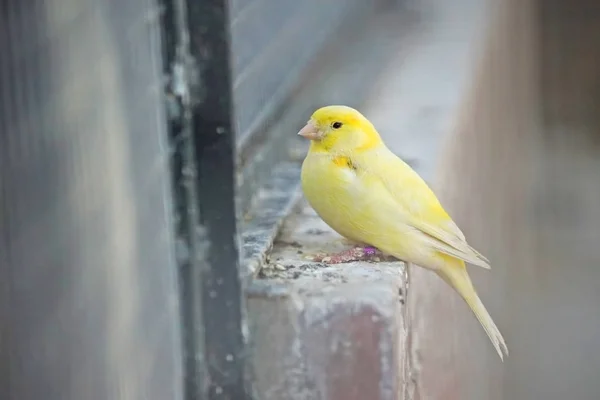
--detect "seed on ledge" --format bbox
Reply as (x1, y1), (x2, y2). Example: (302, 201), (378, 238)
(274, 264), (286, 271)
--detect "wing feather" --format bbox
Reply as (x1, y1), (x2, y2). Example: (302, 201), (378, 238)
(367, 149), (491, 269)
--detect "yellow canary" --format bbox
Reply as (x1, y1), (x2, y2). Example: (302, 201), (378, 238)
(298, 105), (508, 360)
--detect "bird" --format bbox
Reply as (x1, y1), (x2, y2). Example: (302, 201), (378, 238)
(297, 105), (508, 360)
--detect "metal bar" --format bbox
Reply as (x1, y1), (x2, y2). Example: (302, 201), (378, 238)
(173, 0), (249, 399)
(159, 0), (207, 397)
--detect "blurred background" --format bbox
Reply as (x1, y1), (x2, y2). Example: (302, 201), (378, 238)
(1, 0), (599, 399)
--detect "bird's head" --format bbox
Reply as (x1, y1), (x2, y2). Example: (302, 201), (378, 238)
(297, 105), (383, 154)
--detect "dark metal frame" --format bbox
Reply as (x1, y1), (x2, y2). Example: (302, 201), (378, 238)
(161, 0), (249, 399)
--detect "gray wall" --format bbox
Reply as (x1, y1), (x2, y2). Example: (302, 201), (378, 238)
(430, 0), (600, 398)
(0, 1), (184, 399)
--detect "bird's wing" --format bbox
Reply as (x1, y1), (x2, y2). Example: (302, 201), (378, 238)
(370, 150), (491, 269)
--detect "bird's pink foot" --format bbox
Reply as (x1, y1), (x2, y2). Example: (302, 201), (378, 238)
(311, 246), (389, 264)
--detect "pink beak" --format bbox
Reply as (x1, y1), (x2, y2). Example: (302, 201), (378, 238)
(297, 120), (322, 140)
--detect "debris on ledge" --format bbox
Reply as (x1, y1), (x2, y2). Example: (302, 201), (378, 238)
(260, 199), (406, 287)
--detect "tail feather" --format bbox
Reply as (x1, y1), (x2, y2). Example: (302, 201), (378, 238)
(437, 259), (508, 360)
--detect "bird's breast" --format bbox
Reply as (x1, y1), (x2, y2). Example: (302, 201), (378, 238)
(300, 153), (366, 240)
(300, 151), (423, 260)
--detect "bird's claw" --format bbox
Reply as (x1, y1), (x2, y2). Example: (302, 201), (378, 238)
(310, 246), (387, 264)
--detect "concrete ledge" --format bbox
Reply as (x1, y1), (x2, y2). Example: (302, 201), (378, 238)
(248, 280), (405, 400)
(241, 163), (302, 278)
(247, 201), (407, 400)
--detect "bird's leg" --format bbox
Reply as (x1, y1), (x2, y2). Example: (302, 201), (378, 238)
(311, 246), (391, 264)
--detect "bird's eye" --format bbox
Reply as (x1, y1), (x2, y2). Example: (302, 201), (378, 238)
(332, 122), (343, 129)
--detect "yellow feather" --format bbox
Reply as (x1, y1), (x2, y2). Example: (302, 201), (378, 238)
(300, 105), (508, 360)
(331, 155), (355, 169)
(437, 256), (508, 360)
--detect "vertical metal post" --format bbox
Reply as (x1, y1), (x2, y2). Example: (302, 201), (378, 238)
(160, 0), (207, 396)
(163, 0), (249, 398)
(188, 0), (247, 395)
(189, 0), (248, 396)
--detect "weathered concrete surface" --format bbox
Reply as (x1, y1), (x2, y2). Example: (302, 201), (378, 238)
(248, 201), (406, 400)
(262, 201), (404, 282)
(241, 163), (303, 278)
